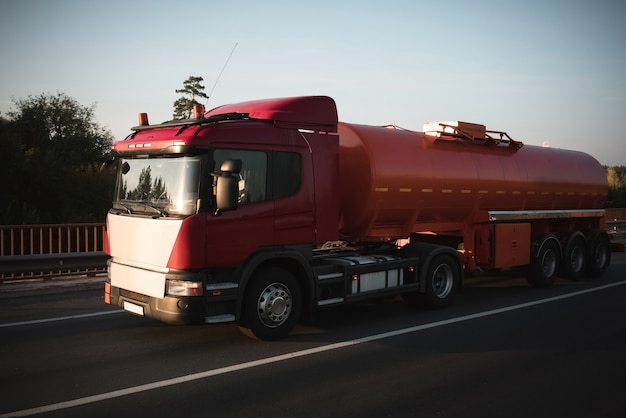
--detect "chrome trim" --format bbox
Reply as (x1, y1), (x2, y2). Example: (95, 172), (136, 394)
(488, 209), (605, 222)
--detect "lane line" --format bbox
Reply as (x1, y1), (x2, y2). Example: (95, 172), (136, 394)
(2, 280), (625, 417)
(0, 310), (124, 328)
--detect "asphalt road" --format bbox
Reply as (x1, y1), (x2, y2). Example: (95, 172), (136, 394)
(1, 252), (625, 417)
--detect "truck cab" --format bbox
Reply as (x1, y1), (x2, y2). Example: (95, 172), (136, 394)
(105, 97), (342, 335)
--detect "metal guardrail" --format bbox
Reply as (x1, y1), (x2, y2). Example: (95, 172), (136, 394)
(0, 223), (105, 256)
(0, 223), (107, 283)
(607, 219), (626, 241)
(0, 252), (108, 275)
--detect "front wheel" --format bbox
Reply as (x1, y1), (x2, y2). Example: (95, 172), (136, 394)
(239, 267), (302, 341)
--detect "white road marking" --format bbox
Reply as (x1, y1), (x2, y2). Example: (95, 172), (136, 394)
(2, 280), (625, 417)
(0, 310), (124, 328)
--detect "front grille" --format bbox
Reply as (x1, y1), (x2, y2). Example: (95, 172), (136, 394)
(119, 288), (150, 303)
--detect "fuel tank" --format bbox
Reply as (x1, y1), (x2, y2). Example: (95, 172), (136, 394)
(337, 122), (607, 241)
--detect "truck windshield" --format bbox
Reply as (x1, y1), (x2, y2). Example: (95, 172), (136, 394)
(113, 156), (201, 217)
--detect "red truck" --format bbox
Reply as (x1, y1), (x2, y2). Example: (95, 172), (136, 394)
(104, 96), (610, 340)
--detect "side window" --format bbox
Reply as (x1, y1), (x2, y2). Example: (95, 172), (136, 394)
(212, 149), (301, 204)
(273, 151), (301, 199)
(214, 149), (267, 204)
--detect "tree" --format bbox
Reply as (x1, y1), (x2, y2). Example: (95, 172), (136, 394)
(606, 165), (626, 207)
(0, 92), (115, 224)
(125, 166), (168, 201)
(172, 76), (209, 119)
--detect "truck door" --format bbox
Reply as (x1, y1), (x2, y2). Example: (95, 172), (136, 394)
(272, 149), (315, 245)
(206, 148), (275, 267)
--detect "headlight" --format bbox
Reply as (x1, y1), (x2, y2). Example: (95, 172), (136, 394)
(166, 279), (203, 296)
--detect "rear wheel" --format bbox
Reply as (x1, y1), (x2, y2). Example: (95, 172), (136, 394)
(527, 235), (560, 288)
(560, 235), (586, 281)
(585, 231), (611, 278)
(239, 267), (302, 340)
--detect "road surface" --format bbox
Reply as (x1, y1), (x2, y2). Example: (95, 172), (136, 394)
(1, 252), (625, 417)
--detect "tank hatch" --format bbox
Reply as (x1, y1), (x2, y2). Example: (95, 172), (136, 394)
(423, 121), (523, 150)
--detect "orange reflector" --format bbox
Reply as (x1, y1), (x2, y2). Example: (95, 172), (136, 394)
(104, 282), (111, 304)
(212, 290), (222, 296)
(138, 112), (149, 126)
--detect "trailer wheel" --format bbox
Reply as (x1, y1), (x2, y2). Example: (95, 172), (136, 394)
(585, 231), (611, 278)
(421, 253), (460, 308)
(560, 235), (586, 281)
(526, 235), (560, 288)
(239, 267), (302, 341)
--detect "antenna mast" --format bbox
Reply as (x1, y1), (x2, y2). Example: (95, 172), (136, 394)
(206, 42), (238, 105)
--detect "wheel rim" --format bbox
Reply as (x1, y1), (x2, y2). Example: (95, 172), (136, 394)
(593, 244), (608, 269)
(570, 245), (584, 273)
(257, 282), (292, 328)
(541, 249), (557, 277)
(431, 264), (454, 298)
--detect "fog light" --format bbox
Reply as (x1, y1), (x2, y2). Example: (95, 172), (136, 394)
(166, 280), (203, 296)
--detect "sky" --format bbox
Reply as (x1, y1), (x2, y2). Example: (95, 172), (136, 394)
(1, 0), (625, 166)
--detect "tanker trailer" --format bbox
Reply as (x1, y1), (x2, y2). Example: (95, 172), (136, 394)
(104, 95), (611, 340)
(336, 120), (609, 287)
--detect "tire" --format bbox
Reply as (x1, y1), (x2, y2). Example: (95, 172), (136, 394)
(585, 231), (611, 278)
(560, 235), (586, 281)
(526, 235), (560, 288)
(239, 267), (302, 341)
(421, 253), (460, 309)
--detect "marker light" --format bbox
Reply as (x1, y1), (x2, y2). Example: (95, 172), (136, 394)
(138, 112), (149, 126)
(193, 104), (205, 119)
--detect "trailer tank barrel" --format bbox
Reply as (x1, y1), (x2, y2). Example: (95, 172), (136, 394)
(337, 122), (607, 242)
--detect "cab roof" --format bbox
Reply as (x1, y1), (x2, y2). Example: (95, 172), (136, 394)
(204, 95), (338, 132)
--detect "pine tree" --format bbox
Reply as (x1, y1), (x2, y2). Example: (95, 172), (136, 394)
(173, 76), (209, 119)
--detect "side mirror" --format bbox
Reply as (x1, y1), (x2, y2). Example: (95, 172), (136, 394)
(100, 156), (116, 173)
(215, 158), (242, 215)
(220, 158), (242, 173)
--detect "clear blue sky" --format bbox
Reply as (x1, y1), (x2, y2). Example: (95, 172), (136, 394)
(1, 0), (625, 166)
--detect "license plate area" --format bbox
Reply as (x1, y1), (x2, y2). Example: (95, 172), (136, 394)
(123, 301), (145, 316)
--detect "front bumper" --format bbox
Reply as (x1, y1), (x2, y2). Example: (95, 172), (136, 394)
(105, 281), (206, 324)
